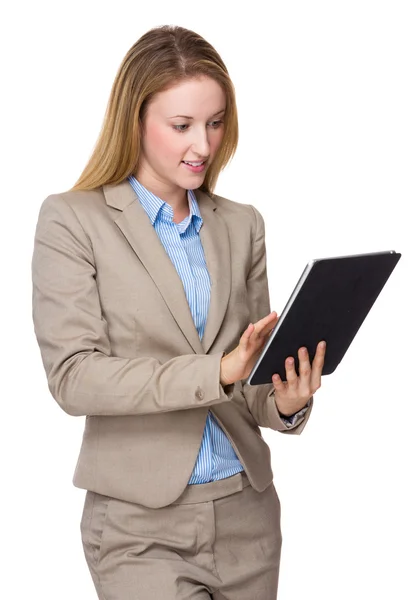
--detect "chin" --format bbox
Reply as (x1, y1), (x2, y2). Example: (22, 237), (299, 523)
(177, 174), (205, 190)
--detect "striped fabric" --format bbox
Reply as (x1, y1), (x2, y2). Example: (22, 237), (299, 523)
(127, 175), (300, 484)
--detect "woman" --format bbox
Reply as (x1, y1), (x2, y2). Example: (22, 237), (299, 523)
(32, 25), (325, 600)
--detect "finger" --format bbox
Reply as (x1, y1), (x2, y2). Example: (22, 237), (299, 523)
(267, 313), (280, 337)
(285, 356), (298, 387)
(310, 341), (326, 391)
(298, 346), (314, 399)
(252, 311), (278, 338)
(259, 317), (278, 339)
(272, 373), (286, 394)
(239, 323), (254, 347)
(298, 347), (311, 380)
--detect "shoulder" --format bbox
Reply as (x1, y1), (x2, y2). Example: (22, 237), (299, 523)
(35, 187), (110, 236)
(38, 187), (105, 214)
(210, 191), (265, 238)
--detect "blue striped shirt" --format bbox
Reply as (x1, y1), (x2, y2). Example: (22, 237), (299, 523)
(128, 175), (244, 483)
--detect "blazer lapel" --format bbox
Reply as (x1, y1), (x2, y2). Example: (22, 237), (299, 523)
(196, 188), (231, 354)
(103, 180), (231, 356)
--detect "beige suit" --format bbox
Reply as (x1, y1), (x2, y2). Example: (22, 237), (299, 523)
(31, 180), (312, 510)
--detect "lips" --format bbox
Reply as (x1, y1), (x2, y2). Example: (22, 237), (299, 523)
(181, 160), (207, 173)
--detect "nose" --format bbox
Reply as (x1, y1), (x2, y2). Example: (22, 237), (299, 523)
(190, 125), (210, 158)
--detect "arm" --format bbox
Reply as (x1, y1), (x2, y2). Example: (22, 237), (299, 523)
(240, 205), (313, 433)
(31, 194), (234, 417)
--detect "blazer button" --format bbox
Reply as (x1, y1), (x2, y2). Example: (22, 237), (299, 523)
(195, 387), (205, 400)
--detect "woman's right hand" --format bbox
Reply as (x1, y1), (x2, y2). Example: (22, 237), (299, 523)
(220, 311), (279, 386)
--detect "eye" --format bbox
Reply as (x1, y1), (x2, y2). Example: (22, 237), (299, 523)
(173, 120), (224, 133)
(208, 120), (224, 128)
(173, 124), (189, 132)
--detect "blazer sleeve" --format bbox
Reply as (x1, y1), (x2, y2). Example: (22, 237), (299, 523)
(240, 204), (313, 433)
(31, 194), (235, 417)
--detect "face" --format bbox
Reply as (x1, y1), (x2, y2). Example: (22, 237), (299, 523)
(136, 76), (226, 203)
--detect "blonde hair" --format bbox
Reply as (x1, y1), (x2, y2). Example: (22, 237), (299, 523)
(70, 25), (239, 195)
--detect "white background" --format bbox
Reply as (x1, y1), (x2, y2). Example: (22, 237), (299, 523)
(1, 1), (414, 598)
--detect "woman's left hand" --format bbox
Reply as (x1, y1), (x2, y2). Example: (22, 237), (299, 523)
(272, 341), (326, 417)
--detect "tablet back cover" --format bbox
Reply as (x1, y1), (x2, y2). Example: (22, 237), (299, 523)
(248, 251), (401, 385)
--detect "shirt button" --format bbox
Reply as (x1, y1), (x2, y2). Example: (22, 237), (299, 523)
(195, 387), (205, 400)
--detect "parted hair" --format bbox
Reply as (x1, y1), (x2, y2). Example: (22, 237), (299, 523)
(70, 25), (239, 195)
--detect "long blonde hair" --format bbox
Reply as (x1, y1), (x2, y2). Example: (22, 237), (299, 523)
(70, 25), (239, 195)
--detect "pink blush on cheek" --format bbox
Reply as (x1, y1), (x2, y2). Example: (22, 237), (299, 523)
(144, 123), (182, 162)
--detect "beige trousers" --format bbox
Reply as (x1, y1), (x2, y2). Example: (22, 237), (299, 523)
(80, 472), (282, 599)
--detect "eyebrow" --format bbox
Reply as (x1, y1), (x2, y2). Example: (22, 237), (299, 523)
(168, 108), (226, 119)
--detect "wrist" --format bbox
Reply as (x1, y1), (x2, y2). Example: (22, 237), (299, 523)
(277, 407), (296, 418)
(276, 397), (312, 418)
(220, 354), (233, 387)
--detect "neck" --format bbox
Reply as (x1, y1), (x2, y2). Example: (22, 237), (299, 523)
(133, 170), (188, 212)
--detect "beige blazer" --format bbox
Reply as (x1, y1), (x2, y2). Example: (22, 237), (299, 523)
(31, 180), (313, 508)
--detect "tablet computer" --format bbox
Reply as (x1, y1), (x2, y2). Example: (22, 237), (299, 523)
(247, 250), (401, 385)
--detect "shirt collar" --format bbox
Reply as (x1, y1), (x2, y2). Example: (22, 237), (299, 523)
(127, 175), (203, 232)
